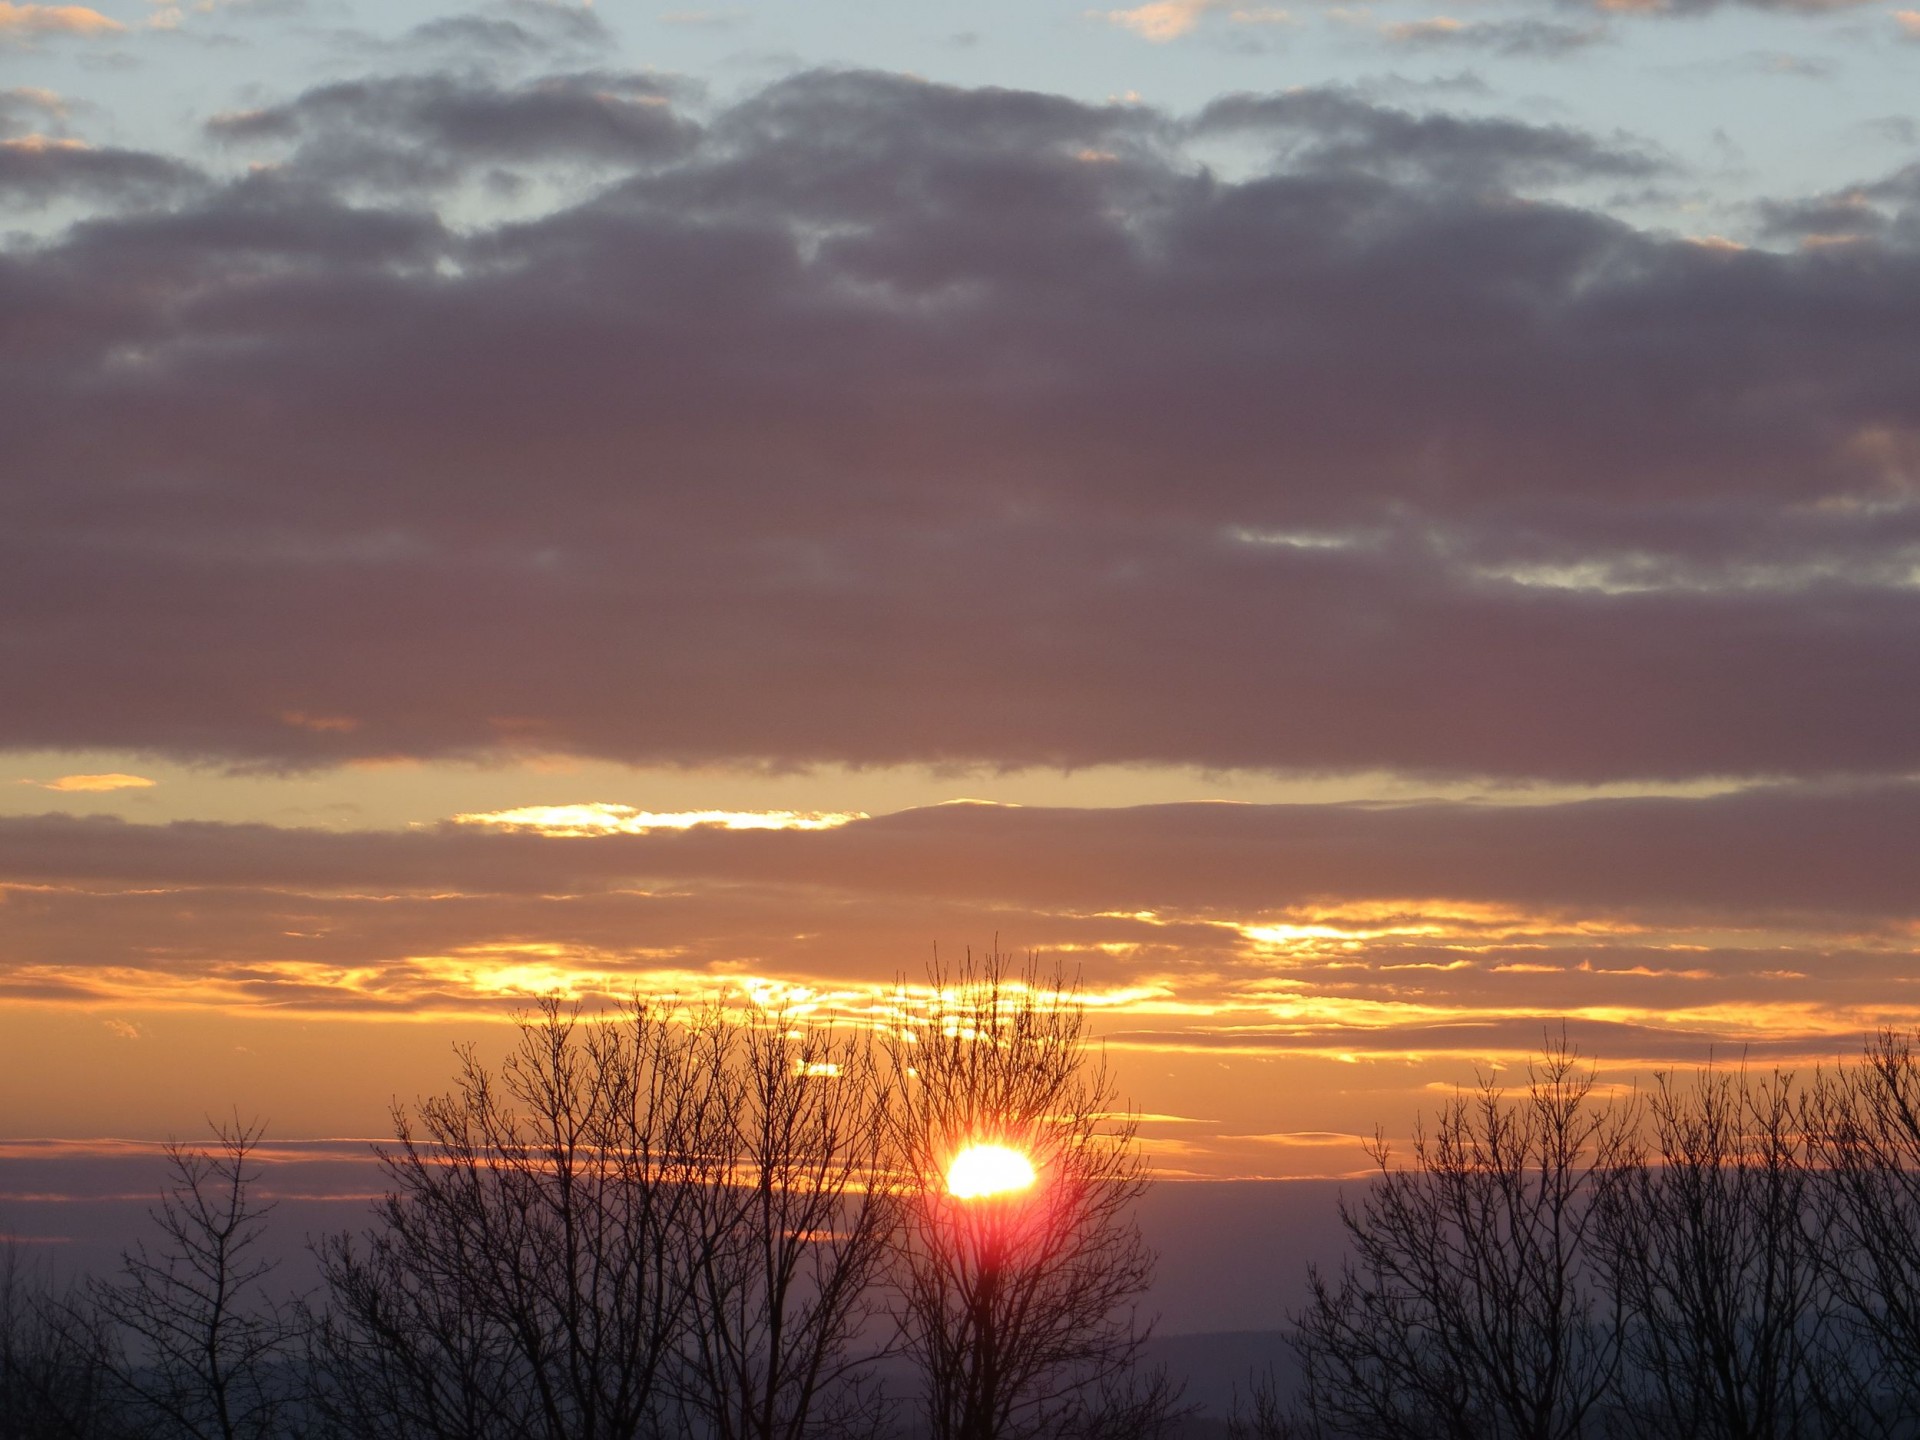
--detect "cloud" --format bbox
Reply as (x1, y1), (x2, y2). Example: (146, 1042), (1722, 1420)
(0, 86), (68, 134)
(25, 773), (157, 792)
(1091, 0), (1290, 42)
(279, 711), (358, 734)
(147, 0), (305, 30)
(0, 136), (198, 206)
(1, 69), (1918, 783)
(0, 3), (120, 40)
(406, 0), (613, 57)
(206, 70), (696, 190)
(451, 803), (866, 835)
(1, 788), (1916, 1078)
(1193, 87), (1657, 184)
(1226, 1131), (1369, 1147)
(1755, 161), (1920, 246)
(1576, 0), (1874, 13)
(4, 784), (1918, 918)
(1380, 16), (1609, 56)
(1094, 1), (1223, 41)
(1896, 9), (1920, 38)
(1755, 189), (1885, 244)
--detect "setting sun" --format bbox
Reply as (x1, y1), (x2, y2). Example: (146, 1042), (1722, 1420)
(946, 1143), (1037, 1200)
(8, 0), (1917, 1428)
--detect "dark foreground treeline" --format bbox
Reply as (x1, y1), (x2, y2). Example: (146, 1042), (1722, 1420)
(19, 997), (1920, 1440)
(1244, 1032), (1920, 1440)
(1, 957), (1176, 1440)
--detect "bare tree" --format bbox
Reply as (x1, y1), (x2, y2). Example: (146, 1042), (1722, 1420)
(672, 1003), (900, 1440)
(885, 950), (1176, 1440)
(1228, 1381), (1318, 1440)
(1803, 1028), (1920, 1437)
(90, 1119), (295, 1440)
(313, 998), (733, 1440)
(1, 1247), (128, 1440)
(1285, 1038), (1632, 1440)
(1594, 1065), (1828, 1440)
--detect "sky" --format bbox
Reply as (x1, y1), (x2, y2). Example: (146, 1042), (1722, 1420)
(2, 0), (1919, 1283)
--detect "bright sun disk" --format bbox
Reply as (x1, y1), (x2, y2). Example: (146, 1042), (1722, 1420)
(946, 1143), (1037, 1199)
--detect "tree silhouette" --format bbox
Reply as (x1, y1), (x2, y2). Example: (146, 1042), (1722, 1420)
(1, 1247), (128, 1440)
(1595, 1065), (1830, 1440)
(1803, 1028), (1920, 1437)
(1279, 1038), (1632, 1440)
(313, 999), (731, 1440)
(90, 1119), (295, 1440)
(313, 995), (909, 1440)
(884, 951), (1176, 1440)
(673, 1000), (899, 1440)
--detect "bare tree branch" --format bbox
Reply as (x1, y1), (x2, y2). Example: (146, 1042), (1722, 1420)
(1595, 1064), (1830, 1440)
(672, 1001), (900, 1440)
(90, 1118), (295, 1440)
(1287, 1035), (1631, 1440)
(885, 949), (1177, 1440)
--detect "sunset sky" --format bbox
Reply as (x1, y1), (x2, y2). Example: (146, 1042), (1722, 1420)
(2, 0), (1918, 1255)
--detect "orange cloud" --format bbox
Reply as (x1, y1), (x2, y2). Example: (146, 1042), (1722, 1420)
(1225, 1131), (1369, 1147)
(1090, 0), (1288, 41)
(0, 134), (88, 153)
(1093, 0), (1219, 40)
(25, 773), (156, 792)
(0, 3), (122, 37)
(1383, 16), (1466, 41)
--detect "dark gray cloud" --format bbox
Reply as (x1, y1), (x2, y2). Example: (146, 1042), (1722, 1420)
(207, 70), (696, 188)
(0, 86), (195, 206)
(1755, 162), (1920, 246)
(0, 139), (198, 206)
(406, 0), (614, 58)
(1756, 192), (1885, 243)
(405, 15), (575, 58)
(1193, 87), (1656, 185)
(2, 68), (1918, 780)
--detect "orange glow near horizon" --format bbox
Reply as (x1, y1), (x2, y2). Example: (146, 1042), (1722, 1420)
(451, 803), (867, 836)
(946, 1144), (1037, 1200)
(4, 821), (1915, 1180)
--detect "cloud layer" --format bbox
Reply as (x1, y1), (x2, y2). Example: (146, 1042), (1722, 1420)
(2, 787), (1914, 1067)
(3, 67), (1919, 780)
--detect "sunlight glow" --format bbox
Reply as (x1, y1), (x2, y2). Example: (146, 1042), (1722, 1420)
(25, 772), (156, 793)
(946, 1144), (1037, 1200)
(451, 803), (866, 836)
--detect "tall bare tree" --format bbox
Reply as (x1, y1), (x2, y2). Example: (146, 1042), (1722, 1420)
(673, 1004), (900, 1440)
(90, 1119), (295, 1440)
(1803, 1028), (1920, 1437)
(885, 950), (1175, 1440)
(313, 999), (733, 1440)
(1284, 1038), (1632, 1440)
(1595, 1066), (1828, 1440)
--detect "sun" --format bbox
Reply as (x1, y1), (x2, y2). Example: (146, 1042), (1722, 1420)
(946, 1143), (1037, 1200)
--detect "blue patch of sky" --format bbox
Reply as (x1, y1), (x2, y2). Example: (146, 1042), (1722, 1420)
(2, 1), (1914, 239)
